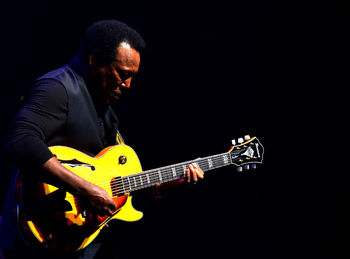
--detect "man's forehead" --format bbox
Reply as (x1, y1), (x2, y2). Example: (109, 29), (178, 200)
(115, 42), (140, 68)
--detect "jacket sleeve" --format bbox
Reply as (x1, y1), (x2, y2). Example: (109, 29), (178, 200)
(4, 79), (68, 170)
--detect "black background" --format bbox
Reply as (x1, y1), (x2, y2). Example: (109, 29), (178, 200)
(0, 0), (342, 258)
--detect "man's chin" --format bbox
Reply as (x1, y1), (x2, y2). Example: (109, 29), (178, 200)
(106, 94), (120, 105)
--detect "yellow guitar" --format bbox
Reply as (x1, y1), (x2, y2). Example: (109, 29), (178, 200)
(15, 136), (264, 251)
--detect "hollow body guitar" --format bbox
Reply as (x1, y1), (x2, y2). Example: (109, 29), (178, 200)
(16, 137), (264, 252)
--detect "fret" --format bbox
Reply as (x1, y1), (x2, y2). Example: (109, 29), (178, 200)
(128, 177), (132, 190)
(213, 156), (220, 168)
(219, 154), (227, 167)
(141, 174), (148, 187)
(139, 175), (143, 186)
(151, 171), (159, 184)
(182, 164), (187, 176)
(213, 154), (223, 169)
(161, 168), (169, 182)
(112, 176), (124, 196)
(135, 176), (140, 187)
(197, 159), (207, 171)
(167, 167), (176, 181)
(123, 176), (131, 192)
(196, 154), (229, 172)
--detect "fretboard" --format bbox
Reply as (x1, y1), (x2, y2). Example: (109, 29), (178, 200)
(116, 152), (231, 194)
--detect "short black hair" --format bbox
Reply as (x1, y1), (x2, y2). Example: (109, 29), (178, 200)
(77, 20), (146, 64)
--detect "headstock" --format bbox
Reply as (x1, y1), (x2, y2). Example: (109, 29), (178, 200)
(228, 135), (264, 171)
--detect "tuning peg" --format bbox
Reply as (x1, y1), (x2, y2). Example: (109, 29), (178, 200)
(244, 164), (250, 170)
(251, 164), (257, 169)
(244, 135), (251, 140)
(231, 139), (236, 145)
(238, 137), (244, 144)
(236, 166), (243, 172)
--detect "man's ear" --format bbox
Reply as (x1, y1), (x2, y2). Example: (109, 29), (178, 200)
(88, 49), (101, 67)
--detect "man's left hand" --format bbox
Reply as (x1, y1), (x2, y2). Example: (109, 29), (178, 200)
(186, 162), (204, 183)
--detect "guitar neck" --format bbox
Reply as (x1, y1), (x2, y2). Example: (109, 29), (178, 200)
(119, 152), (231, 194)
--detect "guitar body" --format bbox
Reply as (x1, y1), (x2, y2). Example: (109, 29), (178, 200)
(16, 145), (143, 251)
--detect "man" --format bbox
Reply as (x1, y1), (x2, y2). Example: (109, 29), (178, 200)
(0, 20), (204, 258)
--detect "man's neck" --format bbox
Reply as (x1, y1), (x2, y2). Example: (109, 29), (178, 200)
(69, 56), (108, 115)
(69, 56), (90, 77)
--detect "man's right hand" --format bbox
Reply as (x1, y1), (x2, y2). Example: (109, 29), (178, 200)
(78, 181), (117, 217)
(43, 156), (117, 217)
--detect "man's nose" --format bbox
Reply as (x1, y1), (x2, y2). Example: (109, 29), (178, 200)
(121, 78), (132, 89)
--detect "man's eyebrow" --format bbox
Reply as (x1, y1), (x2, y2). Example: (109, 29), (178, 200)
(122, 69), (136, 75)
(117, 68), (137, 78)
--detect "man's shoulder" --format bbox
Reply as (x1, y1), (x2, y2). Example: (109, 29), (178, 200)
(37, 65), (71, 81)
(27, 71), (68, 104)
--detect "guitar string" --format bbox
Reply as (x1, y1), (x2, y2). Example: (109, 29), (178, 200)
(63, 155), (232, 201)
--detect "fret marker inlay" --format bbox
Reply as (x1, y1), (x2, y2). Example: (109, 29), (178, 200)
(208, 158), (213, 168)
(223, 154), (229, 164)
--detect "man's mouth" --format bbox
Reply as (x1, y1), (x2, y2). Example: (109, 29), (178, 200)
(110, 89), (122, 100)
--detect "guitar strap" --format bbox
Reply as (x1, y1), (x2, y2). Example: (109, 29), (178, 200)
(116, 130), (125, 145)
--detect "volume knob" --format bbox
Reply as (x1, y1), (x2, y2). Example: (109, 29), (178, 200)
(119, 155), (127, 164)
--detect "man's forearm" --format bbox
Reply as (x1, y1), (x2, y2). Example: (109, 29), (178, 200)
(42, 156), (92, 195)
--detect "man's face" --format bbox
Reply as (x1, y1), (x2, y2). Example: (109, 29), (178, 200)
(91, 42), (141, 105)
